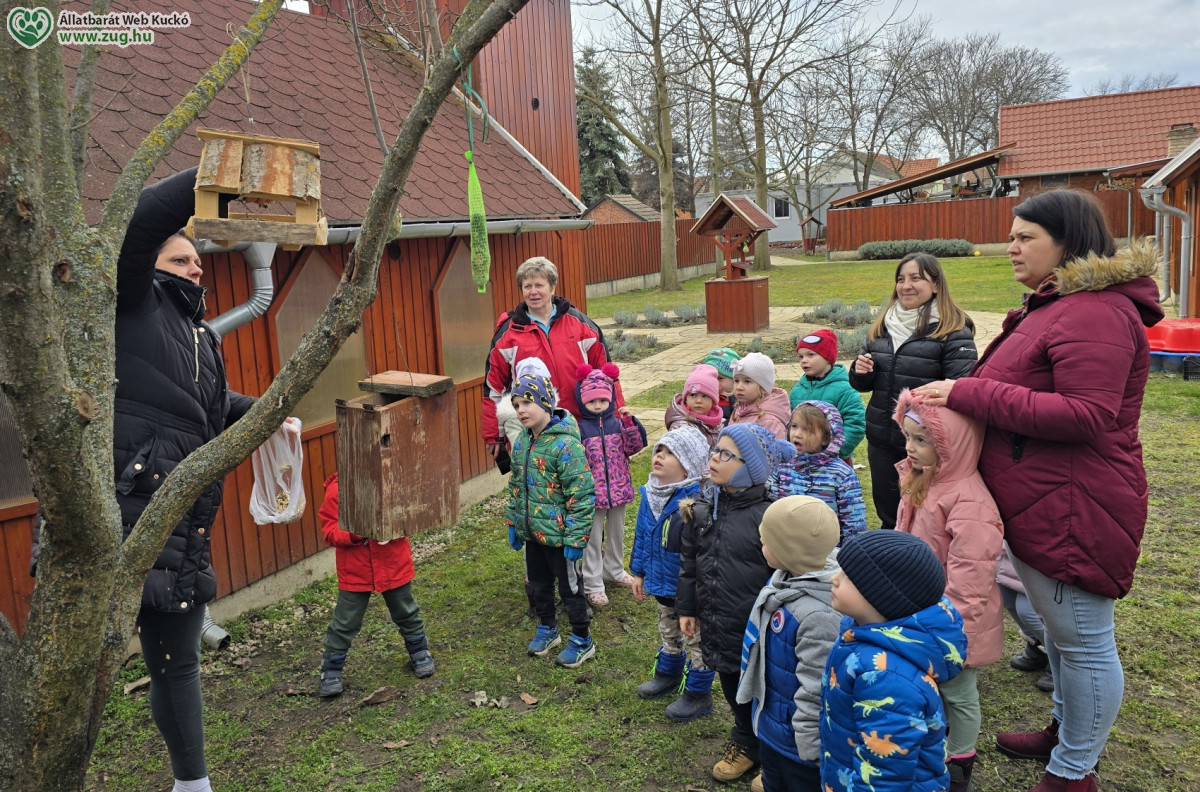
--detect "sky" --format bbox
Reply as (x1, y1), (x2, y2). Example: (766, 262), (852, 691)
(573, 0), (1200, 98)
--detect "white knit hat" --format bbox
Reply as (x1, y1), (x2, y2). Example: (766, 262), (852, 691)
(733, 352), (776, 392)
(656, 424), (710, 480)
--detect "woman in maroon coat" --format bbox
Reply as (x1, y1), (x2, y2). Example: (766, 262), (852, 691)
(916, 190), (1163, 792)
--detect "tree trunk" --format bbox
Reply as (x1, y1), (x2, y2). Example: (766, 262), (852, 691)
(750, 87), (771, 272)
(655, 47), (680, 291)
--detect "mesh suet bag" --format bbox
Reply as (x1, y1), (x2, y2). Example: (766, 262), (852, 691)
(465, 150), (490, 293)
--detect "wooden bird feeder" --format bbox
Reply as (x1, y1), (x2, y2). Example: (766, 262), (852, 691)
(334, 372), (460, 542)
(691, 194), (777, 332)
(186, 128), (328, 252)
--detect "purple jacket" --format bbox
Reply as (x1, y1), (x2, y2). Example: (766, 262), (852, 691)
(948, 243), (1163, 599)
(576, 390), (647, 510)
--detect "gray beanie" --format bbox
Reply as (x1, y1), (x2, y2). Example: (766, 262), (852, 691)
(656, 424), (711, 480)
(837, 531), (945, 621)
(733, 352), (776, 392)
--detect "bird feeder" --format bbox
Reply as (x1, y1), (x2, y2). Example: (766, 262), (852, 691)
(334, 372), (460, 542)
(186, 128), (327, 252)
(691, 194), (777, 332)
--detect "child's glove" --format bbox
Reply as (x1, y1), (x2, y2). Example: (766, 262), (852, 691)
(563, 545), (583, 562)
(508, 526), (524, 551)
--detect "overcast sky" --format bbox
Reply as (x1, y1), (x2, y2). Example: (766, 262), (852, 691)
(573, 0), (1200, 98)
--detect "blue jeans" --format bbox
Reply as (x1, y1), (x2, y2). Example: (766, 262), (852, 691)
(1012, 555), (1122, 779)
(759, 744), (820, 792)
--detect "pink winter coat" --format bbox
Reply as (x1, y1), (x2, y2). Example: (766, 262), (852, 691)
(729, 387), (791, 439)
(947, 244), (1163, 599)
(894, 391), (1004, 668)
(665, 392), (724, 446)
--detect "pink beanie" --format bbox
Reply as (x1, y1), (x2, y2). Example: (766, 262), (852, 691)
(683, 364), (720, 403)
(578, 363), (620, 403)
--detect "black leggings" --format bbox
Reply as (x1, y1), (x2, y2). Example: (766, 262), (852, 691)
(719, 670), (758, 760)
(867, 441), (906, 530)
(138, 605), (207, 781)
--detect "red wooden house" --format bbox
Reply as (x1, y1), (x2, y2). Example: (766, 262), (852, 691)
(0, 0), (587, 632)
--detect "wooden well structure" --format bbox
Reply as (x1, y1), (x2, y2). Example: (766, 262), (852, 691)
(692, 194), (777, 332)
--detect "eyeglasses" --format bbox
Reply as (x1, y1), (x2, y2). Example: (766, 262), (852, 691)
(710, 448), (744, 464)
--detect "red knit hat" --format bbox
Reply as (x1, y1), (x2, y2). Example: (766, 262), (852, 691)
(796, 328), (838, 366)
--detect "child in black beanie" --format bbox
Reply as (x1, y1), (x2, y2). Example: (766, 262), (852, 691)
(820, 531), (968, 792)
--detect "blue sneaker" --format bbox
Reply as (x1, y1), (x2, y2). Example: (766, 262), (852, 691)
(555, 634), (596, 668)
(527, 625), (561, 656)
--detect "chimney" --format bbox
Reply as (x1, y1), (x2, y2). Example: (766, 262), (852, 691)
(1167, 123), (1199, 157)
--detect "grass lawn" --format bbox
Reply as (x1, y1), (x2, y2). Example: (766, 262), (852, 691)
(84, 374), (1200, 791)
(587, 256), (1029, 320)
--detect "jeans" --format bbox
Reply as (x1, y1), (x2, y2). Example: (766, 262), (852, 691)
(138, 606), (207, 781)
(1012, 555), (1122, 779)
(1000, 583), (1047, 645)
(759, 744), (820, 792)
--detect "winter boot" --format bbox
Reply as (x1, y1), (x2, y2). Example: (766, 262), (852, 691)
(996, 718), (1060, 762)
(637, 649), (686, 699)
(665, 666), (714, 722)
(1026, 771), (1098, 792)
(1036, 666), (1054, 693)
(712, 740), (758, 783)
(319, 651), (347, 698)
(405, 635), (435, 679)
(750, 771), (764, 792)
(948, 752), (976, 792)
(1011, 639), (1049, 672)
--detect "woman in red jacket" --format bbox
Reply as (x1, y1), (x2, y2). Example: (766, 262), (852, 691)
(317, 474), (434, 697)
(916, 190), (1163, 792)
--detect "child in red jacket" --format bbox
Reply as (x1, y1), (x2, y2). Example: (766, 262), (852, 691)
(318, 473), (434, 697)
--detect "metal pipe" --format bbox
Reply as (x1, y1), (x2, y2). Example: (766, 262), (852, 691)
(325, 217), (593, 245)
(1141, 186), (1192, 313)
(208, 242), (278, 336)
(200, 604), (231, 651)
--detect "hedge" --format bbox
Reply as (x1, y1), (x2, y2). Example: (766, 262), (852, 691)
(856, 238), (975, 260)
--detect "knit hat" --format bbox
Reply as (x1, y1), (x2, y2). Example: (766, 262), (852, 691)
(837, 531), (946, 621)
(577, 362), (619, 404)
(759, 496), (840, 575)
(796, 329), (838, 366)
(719, 423), (796, 487)
(683, 364), (720, 404)
(512, 373), (556, 415)
(656, 424), (711, 480)
(514, 357), (557, 404)
(732, 352), (776, 392)
(704, 347), (741, 379)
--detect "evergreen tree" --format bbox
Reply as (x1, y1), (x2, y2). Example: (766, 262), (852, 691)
(576, 48), (632, 207)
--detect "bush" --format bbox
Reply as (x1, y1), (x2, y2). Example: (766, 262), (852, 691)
(802, 299), (847, 323)
(856, 238), (974, 260)
(643, 305), (665, 325)
(641, 335), (658, 349)
(697, 301), (706, 318)
(674, 305), (698, 322)
(747, 337), (764, 354)
(608, 335), (640, 361)
(842, 300), (876, 327)
(836, 325), (870, 356)
(612, 310), (639, 327)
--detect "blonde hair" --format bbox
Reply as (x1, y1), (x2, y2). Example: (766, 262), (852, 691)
(790, 403), (831, 450)
(868, 252), (971, 342)
(516, 257), (559, 288)
(899, 464), (937, 508)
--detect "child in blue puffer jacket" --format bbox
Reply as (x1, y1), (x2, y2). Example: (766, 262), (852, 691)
(629, 425), (710, 704)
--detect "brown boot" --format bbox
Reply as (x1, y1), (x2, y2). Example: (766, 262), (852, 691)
(1026, 771), (1098, 792)
(996, 718), (1059, 761)
(712, 741), (758, 782)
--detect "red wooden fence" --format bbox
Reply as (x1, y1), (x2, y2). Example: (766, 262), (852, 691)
(581, 218), (714, 284)
(827, 192), (1156, 251)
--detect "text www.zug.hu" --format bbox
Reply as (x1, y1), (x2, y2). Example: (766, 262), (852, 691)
(57, 27), (153, 47)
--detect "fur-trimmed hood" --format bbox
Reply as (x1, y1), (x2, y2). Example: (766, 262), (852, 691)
(1055, 241), (1164, 326)
(893, 389), (983, 485)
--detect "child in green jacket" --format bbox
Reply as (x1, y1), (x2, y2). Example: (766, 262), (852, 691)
(505, 373), (598, 668)
(788, 329), (865, 461)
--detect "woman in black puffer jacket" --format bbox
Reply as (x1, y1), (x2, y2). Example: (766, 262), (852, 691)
(848, 252), (976, 529)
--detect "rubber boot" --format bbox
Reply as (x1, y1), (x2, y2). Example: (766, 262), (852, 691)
(405, 635), (435, 678)
(319, 651), (347, 698)
(637, 649), (685, 700)
(665, 666), (714, 722)
(948, 753), (975, 792)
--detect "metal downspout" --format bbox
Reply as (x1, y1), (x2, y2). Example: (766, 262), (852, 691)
(206, 242), (279, 336)
(1141, 187), (1192, 314)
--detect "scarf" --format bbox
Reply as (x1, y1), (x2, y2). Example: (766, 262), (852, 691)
(884, 300), (940, 351)
(645, 473), (700, 522)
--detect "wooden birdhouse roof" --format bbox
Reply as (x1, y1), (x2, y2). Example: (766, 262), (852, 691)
(691, 193), (778, 236)
(67, 0), (582, 225)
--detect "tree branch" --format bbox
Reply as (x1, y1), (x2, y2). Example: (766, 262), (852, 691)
(68, 0), (113, 195)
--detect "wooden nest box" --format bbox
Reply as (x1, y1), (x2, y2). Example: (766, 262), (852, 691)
(186, 128), (328, 251)
(691, 194), (777, 333)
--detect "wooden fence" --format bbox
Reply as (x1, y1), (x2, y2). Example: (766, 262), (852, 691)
(581, 218), (714, 284)
(827, 191), (1156, 251)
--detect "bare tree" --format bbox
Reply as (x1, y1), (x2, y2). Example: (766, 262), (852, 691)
(697, 0), (896, 270)
(0, 0), (529, 788)
(1086, 71), (1180, 96)
(577, 0), (691, 290)
(910, 32), (1069, 160)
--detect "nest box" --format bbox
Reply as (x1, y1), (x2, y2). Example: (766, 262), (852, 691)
(186, 128), (328, 251)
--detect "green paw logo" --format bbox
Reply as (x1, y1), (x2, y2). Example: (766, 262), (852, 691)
(8, 7), (54, 49)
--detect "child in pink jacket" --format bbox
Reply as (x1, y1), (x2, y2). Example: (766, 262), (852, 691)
(893, 389), (1004, 792)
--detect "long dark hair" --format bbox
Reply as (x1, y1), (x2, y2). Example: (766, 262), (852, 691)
(868, 252), (970, 341)
(1013, 190), (1116, 265)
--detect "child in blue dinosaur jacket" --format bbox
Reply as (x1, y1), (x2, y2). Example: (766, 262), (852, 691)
(768, 401), (867, 543)
(736, 496), (842, 792)
(629, 425), (710, 704)
(821, 530), (967, 792)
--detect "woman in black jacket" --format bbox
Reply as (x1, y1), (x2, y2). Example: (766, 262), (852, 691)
(116, 168), (253, 792)
(848, 252), (977, 529)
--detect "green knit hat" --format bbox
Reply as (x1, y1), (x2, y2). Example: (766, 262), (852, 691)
(704, 347), (741, 378)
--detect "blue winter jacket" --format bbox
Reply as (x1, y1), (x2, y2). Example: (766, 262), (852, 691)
(820, 597), (967, 792)
(629, 480), (703, 598)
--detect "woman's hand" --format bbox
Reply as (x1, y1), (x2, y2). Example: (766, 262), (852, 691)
(631, 575), (646, 601)
(854, 354), (874, 375)
(679, 616), (696, 637)
(913, 379), (955, 406)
